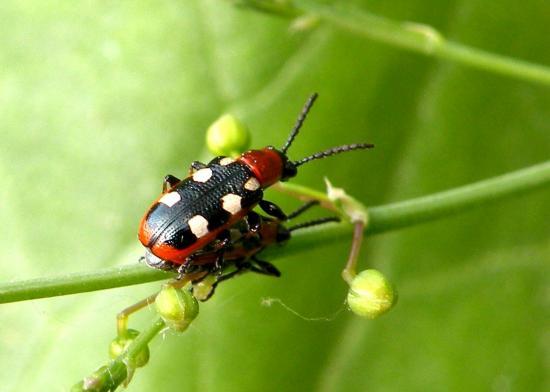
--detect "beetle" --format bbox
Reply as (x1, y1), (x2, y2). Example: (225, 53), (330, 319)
(116, 202), (338, 353)
(138, 93), (373, 274)
(181, 201), (341, 300)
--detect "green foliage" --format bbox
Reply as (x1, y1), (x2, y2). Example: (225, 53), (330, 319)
(0, 0), (548, 390)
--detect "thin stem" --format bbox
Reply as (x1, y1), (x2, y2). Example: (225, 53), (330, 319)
(0, 264), (171, 304)
(1, 160), (549, 304)
(341, 221), (365, 284)
(256, 0), (550, 87)
(73, 317), (166, 391)
(117, 293), (158, 336)
(272, 182), (333, 208)
(232, 0), (301, 18)
(122, 317), (165, 363)
(367, 160), (550, 233)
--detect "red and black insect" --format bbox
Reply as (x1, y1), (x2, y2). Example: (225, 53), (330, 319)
(186, 201), (341, 299)
(138, 93), (373, 274)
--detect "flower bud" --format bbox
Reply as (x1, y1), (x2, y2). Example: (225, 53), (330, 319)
(109, 329), (149, 368)
(192, 274), (218, 302)
(206, 114), (250, 157)
(155, 284), (199, 332)
(347, 269), (397, 319)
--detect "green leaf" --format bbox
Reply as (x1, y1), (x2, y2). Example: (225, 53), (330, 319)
(0, 0), (548, 390)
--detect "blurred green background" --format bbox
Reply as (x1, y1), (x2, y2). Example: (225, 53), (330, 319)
(1, 1), (549, 390)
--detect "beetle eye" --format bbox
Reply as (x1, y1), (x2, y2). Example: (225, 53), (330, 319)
(281, 160), (297, 181)
(276, 228), (291, 243)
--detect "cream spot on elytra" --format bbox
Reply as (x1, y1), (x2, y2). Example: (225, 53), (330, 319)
(219, 157), (235, 166)
(158, 192), (181, 207)
(221, 194), (242, 214)
(192, 168), (213, 183)
(244, 177), (260, 191)
(188, 215), (209, 238)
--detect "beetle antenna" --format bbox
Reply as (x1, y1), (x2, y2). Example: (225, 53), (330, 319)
(288, 216), (340, 232)
(293, 143), (374, 167)
(286, 200), (319, 220)
(280, 93), (318, 154)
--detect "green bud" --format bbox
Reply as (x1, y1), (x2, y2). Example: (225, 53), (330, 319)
(109, 329), (149, 368)
(192, 274), (218, 302)
(206, 114), (250, 157)
(347, 269), (397, 319)
(155, 284), (199, 332)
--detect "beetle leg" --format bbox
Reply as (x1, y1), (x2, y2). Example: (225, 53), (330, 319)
(241, 188), (264, 209)
(287, 216), (341, 232)
(195, 261), (247, 301)
(177, 254), (200, 278)
(209, 252), (224, 275)
(246, 211), (262, 233)
(286, 200), (320, 220)
(251, 256), (281, 277)
(259, 200), (287, 221)
(162, 174), (181, 193)
(188, 161), (207, 175)
(216, 263), (246, 283)
(212, 230), (232, 251)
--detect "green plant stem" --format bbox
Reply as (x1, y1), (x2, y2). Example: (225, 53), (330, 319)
(367, 160), (550, 232)
(1, 160), (549, 304)
(233, 0), (300, 18)
(0, 265), (171, 304)
(74, 317), (166, 391)
(287, 0), (550, 86)
(121, 316), (165, 364)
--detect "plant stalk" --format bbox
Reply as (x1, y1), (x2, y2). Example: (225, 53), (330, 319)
(289, 0), (550, 86)
(1, 160), (549, 304)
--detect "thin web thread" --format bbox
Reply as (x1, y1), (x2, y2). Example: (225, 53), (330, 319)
(261, 297), (347, 322)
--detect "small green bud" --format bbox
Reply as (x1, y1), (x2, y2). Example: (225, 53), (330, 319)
(155, 284), (199, 332)
(109, 329), (149, 368)
(192, 274), (218, 302)
(206, 114), (250, 157)
(347, 269), (397, 319)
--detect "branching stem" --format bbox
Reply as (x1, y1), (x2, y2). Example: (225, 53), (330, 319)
(1, 160), (548, 304)
(274, 0), (550, 86)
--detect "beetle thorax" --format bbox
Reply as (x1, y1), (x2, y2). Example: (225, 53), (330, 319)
(238, 147), (290, 188)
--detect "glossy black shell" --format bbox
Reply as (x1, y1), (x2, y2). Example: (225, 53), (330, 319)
(144, 160), (263, 250)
